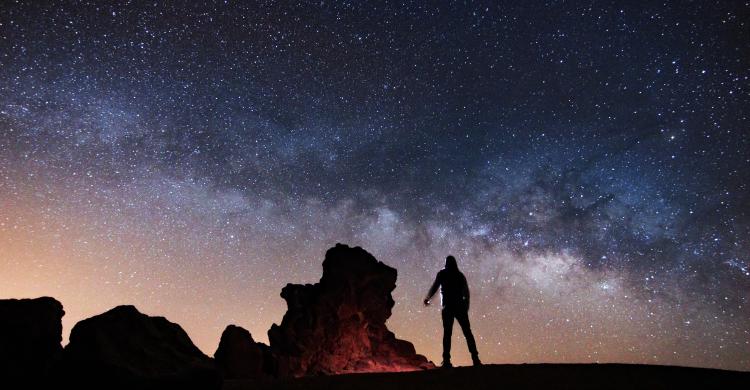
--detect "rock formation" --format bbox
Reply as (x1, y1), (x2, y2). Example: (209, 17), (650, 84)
(62, 305), (220, 389)
(268, 243), (435, 377)
(0, 297), (64, 379)
(0, 244), (434, 385)
(214, 325), (275, 380)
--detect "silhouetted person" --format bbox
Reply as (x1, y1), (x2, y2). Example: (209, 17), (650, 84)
(424, 255), (481, 367)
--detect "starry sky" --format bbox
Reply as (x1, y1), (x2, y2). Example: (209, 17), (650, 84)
(1, 1), (748, 371)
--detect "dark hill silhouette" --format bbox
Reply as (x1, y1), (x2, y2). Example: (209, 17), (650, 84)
(61, 305), (220, 389)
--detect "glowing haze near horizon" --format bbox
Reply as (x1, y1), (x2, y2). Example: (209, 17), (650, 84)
(1, 1), (748, 371)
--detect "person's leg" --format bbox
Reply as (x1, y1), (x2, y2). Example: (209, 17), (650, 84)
(456, 310), (480, 364)
(441, 308), (454, 365)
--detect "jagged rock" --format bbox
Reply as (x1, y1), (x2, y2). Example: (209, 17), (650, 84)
(214, 325), (275, 380)
(268, 243), (435, 377)
(0, 297), (64, 379)
(62, 305), (220, 389)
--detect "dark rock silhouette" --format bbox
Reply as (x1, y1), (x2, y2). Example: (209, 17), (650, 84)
(0, 297), (64, 380)
(215, 325), (275, 380)
(268, 243), (435, 377)
(62, 305), (220, 389)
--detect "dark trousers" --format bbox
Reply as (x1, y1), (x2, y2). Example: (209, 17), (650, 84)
(441, 306), (478, 361)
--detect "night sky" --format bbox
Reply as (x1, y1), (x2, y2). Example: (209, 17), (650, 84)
(1, 1), (748, 371)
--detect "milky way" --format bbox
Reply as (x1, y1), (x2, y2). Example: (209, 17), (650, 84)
(1, 2), (748, 370)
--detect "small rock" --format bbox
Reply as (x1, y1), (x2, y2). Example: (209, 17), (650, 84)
(215, 324), (275, 379)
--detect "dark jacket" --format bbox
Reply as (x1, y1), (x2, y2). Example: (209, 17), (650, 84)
(426, 258), (470, 310)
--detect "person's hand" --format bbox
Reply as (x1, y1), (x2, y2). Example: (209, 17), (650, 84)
(423, 299), (430, 306)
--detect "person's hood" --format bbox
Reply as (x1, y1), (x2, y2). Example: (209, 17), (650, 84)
(445, 256), (458, 271)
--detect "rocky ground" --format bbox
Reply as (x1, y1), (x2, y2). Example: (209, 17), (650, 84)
(223, 363), (749, 390)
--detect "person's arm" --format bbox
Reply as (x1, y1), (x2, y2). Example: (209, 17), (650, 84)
(424, 273), (440, 305)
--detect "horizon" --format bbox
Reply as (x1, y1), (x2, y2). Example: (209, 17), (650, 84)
(1, 1), (748, 372)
